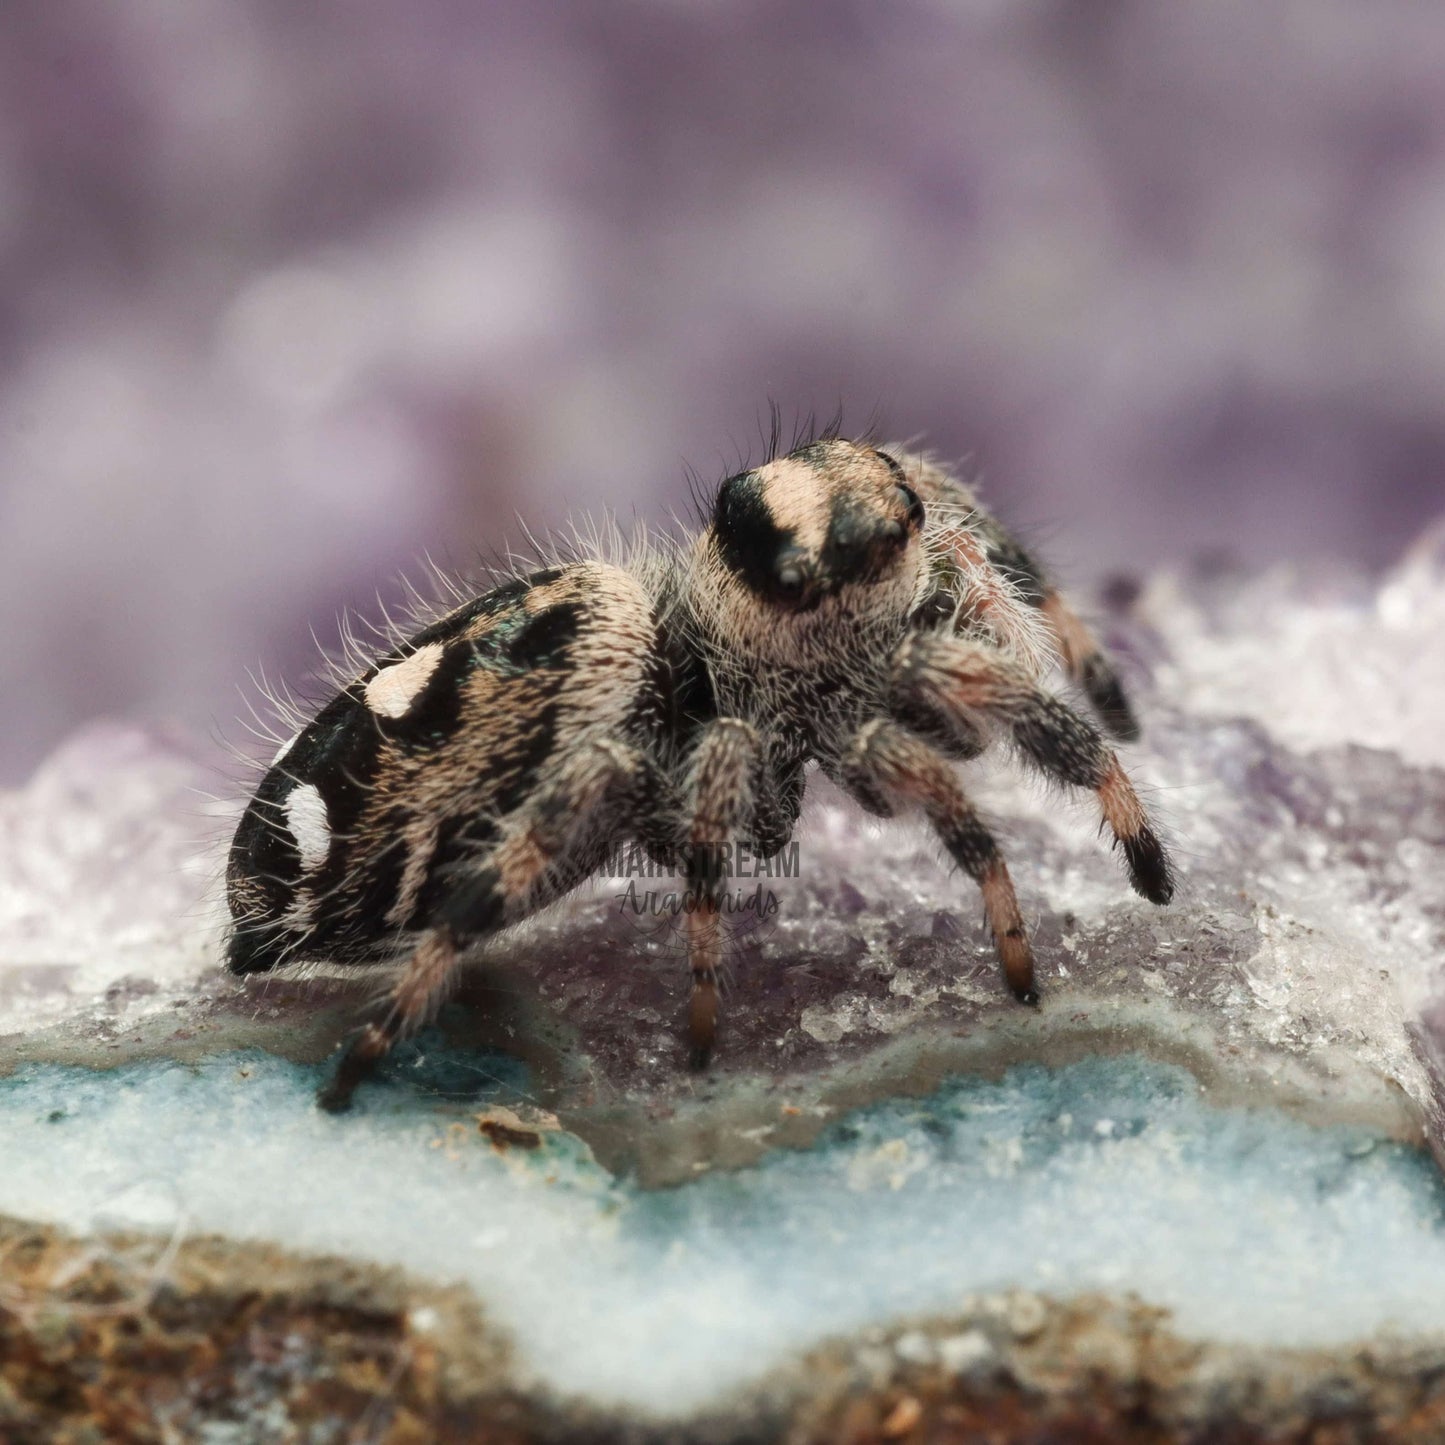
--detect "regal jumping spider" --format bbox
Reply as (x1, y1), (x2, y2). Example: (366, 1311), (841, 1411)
(227, 433), (1174, 1110)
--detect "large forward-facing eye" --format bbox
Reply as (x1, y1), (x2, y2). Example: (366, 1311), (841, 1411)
(873, 449), (925, 530)
(774, 548), (809, 598)
(896, 482), (926, 530)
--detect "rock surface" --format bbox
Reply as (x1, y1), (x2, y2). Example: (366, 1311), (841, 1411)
(3, 527), (1445, 1439)
(6, 1213), (1445, 1444)
(5, 525), (1445, 1173)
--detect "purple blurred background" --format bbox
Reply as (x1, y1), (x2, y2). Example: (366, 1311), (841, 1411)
(3, 1), (1443, 784)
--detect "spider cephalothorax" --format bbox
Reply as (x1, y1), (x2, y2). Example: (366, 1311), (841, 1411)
(707, 439), (925, 612)
(227, 435), (1174, 1109)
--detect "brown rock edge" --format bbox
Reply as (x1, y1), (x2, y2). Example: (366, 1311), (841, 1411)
(3, 1215), (1445, 1444)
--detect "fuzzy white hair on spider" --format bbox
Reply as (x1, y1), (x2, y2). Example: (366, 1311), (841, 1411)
(226, 428), (1174, 1110)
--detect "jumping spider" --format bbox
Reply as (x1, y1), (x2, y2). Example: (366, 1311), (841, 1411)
(227, 435), (1174, 1109)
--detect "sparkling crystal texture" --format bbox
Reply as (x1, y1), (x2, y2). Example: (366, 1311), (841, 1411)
(2, 528), (1445, 1418)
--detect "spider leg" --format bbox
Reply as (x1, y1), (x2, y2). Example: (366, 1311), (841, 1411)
(750, 751), (806, 859)
(1039, 590), (1139, 742)
(899, 449), (1140, 740)
(318, 927), (459, 1113)
(681, 717), (765, 1068)
(317, 737), (655, 1111)
(965, 518), (1139, 741)
(841, 719), (1036, 1002)
(891, 633), (1174, 904)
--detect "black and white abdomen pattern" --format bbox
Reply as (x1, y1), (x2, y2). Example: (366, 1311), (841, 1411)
(226, 562), (660, 975)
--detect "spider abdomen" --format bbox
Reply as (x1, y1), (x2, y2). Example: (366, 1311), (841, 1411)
(226, 561), (662, 975)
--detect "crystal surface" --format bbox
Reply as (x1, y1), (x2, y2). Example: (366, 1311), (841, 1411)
(2, 526), (1445, 1414)
(3, 1052), (1445, 1415)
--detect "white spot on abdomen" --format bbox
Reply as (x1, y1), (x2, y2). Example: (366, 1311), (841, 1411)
(365, 643), (445, 718)
(284, 782), (331, 872)
(271, 729), (302, 766)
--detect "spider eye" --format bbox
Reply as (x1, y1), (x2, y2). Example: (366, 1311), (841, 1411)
(774, 548), (809, 596)
(896, 483), (925, 529)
